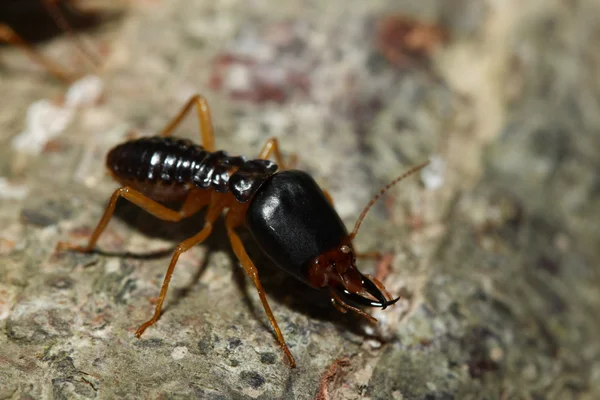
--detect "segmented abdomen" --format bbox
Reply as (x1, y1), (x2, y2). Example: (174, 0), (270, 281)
(106, 136), (278, 202)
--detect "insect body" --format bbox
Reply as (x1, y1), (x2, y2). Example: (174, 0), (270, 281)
(57, 94), (428, 368)
(107, 136), (277, 203)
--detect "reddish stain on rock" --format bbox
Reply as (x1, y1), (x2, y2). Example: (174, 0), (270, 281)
(376, 15), (448, 67)
(208, 52), (310, 104)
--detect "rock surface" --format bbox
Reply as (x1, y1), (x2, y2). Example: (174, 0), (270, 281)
(1, 0), (599, 399)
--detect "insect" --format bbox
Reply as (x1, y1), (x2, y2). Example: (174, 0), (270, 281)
(0, 0), (102, 83)
(56, 94), (429, 367)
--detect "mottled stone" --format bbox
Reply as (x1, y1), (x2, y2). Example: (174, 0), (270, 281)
(1, 0), (599, 399)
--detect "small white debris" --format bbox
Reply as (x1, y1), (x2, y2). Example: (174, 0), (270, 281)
(363, 324), (375, 336)
(171, 346), (189, 360)
(232, 34), (274, 61)
(104, 259), (121, 274)
(0, 177), (29, 200)
(65, 75), (104, 108)
(366, 339), (382, 349)
(12, 75), (104, 155)
(224, 64), (252, 92)
(12, 100), (75, 154)
(421, 155), (446, 190)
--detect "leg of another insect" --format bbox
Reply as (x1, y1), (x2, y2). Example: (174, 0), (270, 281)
(257, 137), (297, 170)
(224, 211), (296, 368)
(158, 94), (216, 152)
(0, 24), (73, 83)
(41, 0), (101, 70)
(135, 195), (225, 337)
(329, 289), (377, 323)
(56, 187), (208, 253)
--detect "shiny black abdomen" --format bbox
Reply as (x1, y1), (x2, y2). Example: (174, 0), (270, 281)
(107, 136), (278, 202)
(245, 170), (348, 283)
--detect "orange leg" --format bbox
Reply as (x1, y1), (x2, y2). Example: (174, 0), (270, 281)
(225, 210), (296, 368)
(158, 94), (216, 152)
(135, 194), (226, 337)
(355, 251), (383, 260)
(330, 297), (348, 314)
(322, 189), (334, 205)
(56, 187), (209, 253)
(0, 23), (73, 83)
(330, 289), (377, 323)
(40, 0), (101, 70)
(257, 137), (297, 170)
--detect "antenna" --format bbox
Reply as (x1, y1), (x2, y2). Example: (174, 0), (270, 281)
(350, 160), (430, 239)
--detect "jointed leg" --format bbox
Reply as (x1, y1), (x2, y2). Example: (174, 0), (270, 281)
(0, 24), (73, 83)
(257, 137), (296, 170)
(355, 251), (383, 260)
(40, 0), (100, 70)
(56, 187), (208, 253)
(330, 289), (377, 323)
(225, 212), (296, 368)
(330, 297), (348, 314)
(135, 197), (225, 337)
(159, 94), (216, 152)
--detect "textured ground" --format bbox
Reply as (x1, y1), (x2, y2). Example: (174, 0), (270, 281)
(1, 0), (599, 399)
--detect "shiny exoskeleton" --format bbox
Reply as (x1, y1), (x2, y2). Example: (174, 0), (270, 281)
(57, 94), (428, 368)
(107, 136), (277, 203)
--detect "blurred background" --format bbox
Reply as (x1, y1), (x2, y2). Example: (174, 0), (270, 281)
(0, 1), (599, 399)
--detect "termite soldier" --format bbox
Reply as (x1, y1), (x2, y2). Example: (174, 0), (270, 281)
(57, 94), (429, 368)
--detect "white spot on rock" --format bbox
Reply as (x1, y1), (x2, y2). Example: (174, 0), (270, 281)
(12, 100), (74, 154)
(224, 64), (252, 92)
(366, 339), (382, 349)
(12, 75), (104, 155)
(421, 155), (446, 190)
(65, 75), (104, 108)
(171, 346), (188, 360)
(104, 259), (121, 274)
(0, 177), (29, 200)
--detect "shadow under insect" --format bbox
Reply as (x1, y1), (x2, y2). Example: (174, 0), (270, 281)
(109, 199), (372, 338)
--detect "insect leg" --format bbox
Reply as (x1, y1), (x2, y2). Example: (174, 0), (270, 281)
(56, 187), (209, 253)
(158, 94), (216, 151)
(0, 24), (73, 83)
(329, 289), (377, 323)
(224, 211), (296, 368)
(355, 251), (383, 260)
(257, 137), (297, 170)
(40, 0), (101, 70)
(135, 194), (225, 337)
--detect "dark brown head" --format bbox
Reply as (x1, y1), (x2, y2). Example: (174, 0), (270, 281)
(307, 239), (399, 310)
(306, 161), (430, 312)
